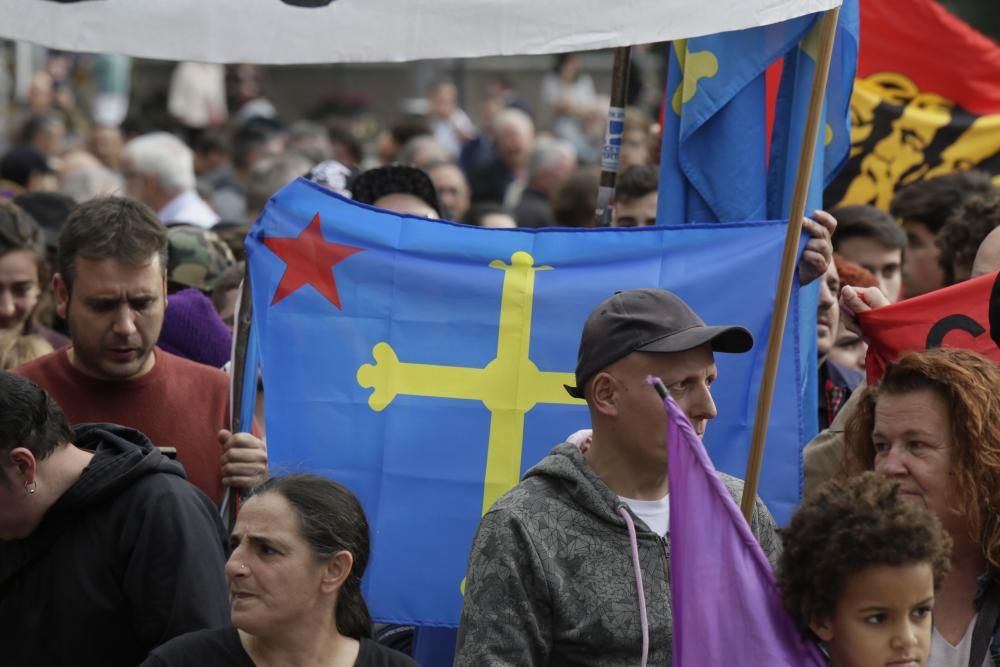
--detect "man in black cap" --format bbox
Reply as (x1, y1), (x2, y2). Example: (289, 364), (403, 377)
(456, 287), (782, 667)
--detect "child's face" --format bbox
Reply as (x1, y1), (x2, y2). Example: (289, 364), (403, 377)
(811, 562), (934, 667)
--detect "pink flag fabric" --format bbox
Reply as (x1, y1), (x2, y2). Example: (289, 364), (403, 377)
(664, 393), (824, 666)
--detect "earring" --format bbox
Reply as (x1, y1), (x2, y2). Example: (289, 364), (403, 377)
(25, 480), (37, 495)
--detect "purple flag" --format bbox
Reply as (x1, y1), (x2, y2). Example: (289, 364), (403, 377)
(664, 392), (824, 666)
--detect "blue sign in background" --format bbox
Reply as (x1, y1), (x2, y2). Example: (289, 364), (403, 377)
(247, 178), (805, 627)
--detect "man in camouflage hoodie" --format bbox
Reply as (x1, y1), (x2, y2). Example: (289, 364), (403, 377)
(456, 289), (782, 666)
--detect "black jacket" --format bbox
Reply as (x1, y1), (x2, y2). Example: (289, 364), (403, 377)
(0, 424), (231, 666)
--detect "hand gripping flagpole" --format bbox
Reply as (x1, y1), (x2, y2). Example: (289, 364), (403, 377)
(740, 6), (841, 523)
(225, 262), (255, 532)
(593, 46), (632, 227)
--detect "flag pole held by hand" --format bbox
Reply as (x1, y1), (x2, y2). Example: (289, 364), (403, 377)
(740, 6), (842, 523)
(226, 262), (255, 532)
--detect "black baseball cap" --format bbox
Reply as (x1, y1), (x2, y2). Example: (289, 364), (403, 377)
(565, 288), (753, 399)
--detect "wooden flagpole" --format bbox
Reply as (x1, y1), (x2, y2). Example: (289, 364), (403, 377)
(739, 6), (841, 522)
(593, 46), (632, 226)
(226, 262), (254, 532)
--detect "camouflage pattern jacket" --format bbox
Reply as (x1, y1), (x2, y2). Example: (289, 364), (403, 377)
(455, 442), (782, 666)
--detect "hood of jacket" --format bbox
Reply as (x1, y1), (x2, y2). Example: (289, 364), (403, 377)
(522, 441), (635, 530)
(0, 423), (187, 584)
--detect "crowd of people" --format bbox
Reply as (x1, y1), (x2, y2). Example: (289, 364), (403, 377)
(1, 49), (1000, 667)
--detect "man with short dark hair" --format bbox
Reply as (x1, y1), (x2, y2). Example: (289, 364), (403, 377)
(456, 288), (782, 666)
(890, 170), (997, 298)
(14, 196), (266, 504)
(830, 204), (907, 302)
(611, 164), (658, 227)
(0, 371), (230, 666)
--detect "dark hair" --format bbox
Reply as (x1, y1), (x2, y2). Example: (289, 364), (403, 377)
(57, 196), (168, 291)
(0, 372), (74, 478)
(232, 118), (286, 172)
(12, 191), (76, 251)
(18, 111), (66, 146)
(349, 165), (441, 216)
(843, 348), (1000, 571)
(388, 116), (431, 150)
(553, 52), (578, 77)
(193, 131), (230, 156)
(463, 203), (509, 227)
(935, 189), (1000, 285)
(830, 205), (907, 251)
(552, 166), (599, 228)
(0, 202), (45, 261)
(778, 472), (952, 636)
(0, 146), (52, 187)
(211, 261), (245, 312)
(890, 171), (997, 235)
(253, 474), (373, 640)
(614, 164), (659, 203)
(327, 125), (363, 166)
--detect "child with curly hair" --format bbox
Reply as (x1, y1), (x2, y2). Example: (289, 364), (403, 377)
(778, 472), (952, 667)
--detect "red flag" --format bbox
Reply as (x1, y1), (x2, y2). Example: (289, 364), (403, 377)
(857, 0), (1000, 115)
(826, 0), (1000, 210)
(858, 271), (1000, 384)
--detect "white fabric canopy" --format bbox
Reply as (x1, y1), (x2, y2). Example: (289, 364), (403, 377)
(0, 0), (840, 64)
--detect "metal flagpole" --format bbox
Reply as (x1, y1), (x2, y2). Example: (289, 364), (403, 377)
(593, 46), (632, 227)
(739, 6), (842, 523)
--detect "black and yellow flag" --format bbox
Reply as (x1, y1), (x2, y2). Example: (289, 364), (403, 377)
(826, 0), (1000, 209)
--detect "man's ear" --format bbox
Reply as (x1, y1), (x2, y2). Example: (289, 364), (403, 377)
(589, 372), (620, 418)
(320, 550), (354, 595)
(6, 447), (39, 485)
(53, 273), (69, 320)
(809, 617), (834, 643)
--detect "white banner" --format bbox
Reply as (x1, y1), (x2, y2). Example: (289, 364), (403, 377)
(0, 0), (840, 64)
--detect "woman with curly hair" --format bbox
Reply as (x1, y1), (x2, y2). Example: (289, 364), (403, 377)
(843, 348), (1000, 667)
(779, 472), (952, 667)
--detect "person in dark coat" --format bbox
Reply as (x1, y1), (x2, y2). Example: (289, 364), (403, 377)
(0, 371), (230, 666)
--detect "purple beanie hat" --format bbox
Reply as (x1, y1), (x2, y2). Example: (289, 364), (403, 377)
(158, 288), (233, 368)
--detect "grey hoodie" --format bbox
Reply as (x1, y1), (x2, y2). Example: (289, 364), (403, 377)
(455, 442), (781, 666)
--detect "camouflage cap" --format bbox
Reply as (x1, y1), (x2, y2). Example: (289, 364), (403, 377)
(166, 224), (236, 292)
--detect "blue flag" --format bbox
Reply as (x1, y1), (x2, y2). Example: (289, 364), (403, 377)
(767, 2), (859, 439)
(246, 178), (804, 627)
(657, 19), (816, 226)
(767, 1), (859, 220)
(657, 5), (859, 447)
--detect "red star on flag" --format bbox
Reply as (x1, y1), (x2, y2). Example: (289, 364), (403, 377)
(261, 213), (363, 308)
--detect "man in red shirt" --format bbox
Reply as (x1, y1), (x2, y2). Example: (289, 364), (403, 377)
(16, 196), (265, 503)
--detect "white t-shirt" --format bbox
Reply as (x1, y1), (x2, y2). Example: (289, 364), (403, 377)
(928, 614), (989, 667)
(619, 494), (670, 537)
